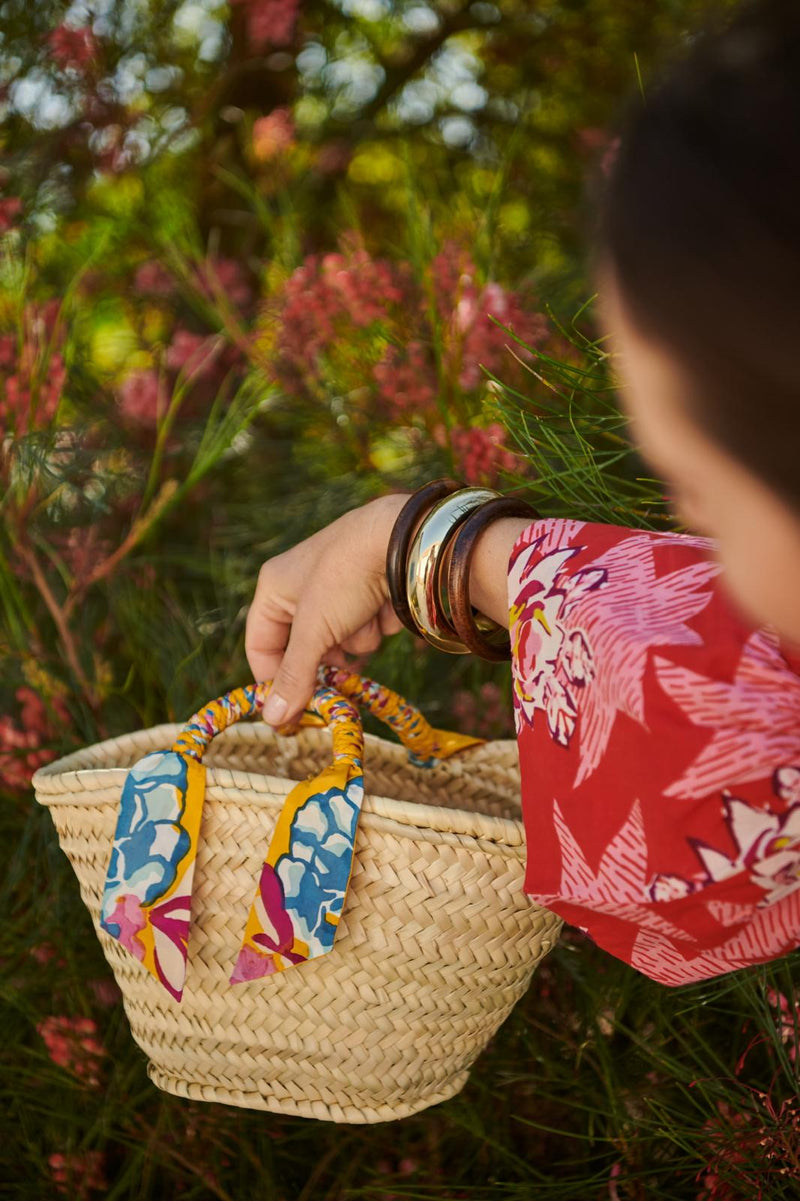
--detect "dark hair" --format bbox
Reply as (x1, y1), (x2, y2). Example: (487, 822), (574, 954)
(586, 0), (800, 511)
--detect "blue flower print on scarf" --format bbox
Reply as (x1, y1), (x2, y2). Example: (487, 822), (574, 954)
(100, 750), (191, 931)
(274, 777), (363, 953)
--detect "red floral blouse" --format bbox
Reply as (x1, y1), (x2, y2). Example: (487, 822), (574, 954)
(507, 518), (800, 986)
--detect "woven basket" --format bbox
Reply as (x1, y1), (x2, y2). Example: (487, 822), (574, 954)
(32, 676), (562, 1124)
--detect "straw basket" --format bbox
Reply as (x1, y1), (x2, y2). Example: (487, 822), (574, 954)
(32, 673), (562, 1124)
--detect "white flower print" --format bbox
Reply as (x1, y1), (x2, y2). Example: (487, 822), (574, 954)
(509, 522), (720, 782)
(649, 771), (800, 908)
(509, 541), (606, 746)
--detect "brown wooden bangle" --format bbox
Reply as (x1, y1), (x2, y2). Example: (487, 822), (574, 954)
(385, 478), (461, 636)
(446, 496), (538, 661)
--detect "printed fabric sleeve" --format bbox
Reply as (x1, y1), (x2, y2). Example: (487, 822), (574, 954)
(507, 517), (800, 986)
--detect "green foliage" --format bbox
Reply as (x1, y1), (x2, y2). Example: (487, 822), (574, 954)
(489, 304), (673, 529)
(0, 1), (797, 1198)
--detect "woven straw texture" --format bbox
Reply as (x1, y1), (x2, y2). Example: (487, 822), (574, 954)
(32, 721), (562, 1124)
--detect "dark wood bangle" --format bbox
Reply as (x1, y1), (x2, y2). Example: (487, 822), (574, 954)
(446, 496), (538, 661)
(385, 478), (461, 636)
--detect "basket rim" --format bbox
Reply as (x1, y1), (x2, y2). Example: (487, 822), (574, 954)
(32, 720), (526, 847)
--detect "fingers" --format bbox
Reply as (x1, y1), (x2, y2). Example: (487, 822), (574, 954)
(320, 647), (349, 669)
(245, 502), (408, 727)
(261, 604), (339, 726)
(245, 557), (299, 682)
(339, 617), (382, 656)
(378, 598), (404, 636)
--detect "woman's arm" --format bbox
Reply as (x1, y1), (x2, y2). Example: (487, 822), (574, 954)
(244, 494), (531, 726)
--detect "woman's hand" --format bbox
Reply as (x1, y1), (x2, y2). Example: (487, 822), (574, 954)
(245, 489), (532, 727)
(245, 494), (408, 726)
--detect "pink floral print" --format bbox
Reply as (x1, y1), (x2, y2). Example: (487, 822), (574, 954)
(509, 519), (800, 985)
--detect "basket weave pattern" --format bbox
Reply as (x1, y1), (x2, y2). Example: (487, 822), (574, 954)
(33, 720), (562, 1124)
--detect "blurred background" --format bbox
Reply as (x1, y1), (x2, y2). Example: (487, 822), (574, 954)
(1, 2), (798, 1198)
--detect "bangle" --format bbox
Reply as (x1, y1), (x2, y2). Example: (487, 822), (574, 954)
(405, 487), (500, 653)
(385, 478), (460, 636)
(446, 496), (538, 661)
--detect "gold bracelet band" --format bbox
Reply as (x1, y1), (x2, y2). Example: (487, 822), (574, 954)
(405, 487), (500, 653)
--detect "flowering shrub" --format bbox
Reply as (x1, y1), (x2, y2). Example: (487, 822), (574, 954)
(232, 0), (302, 48)
(262, 232), (553, 476)
(0, 689), (69, 792)
(0, 300), (65, 436)
(0, 193), (23, 233)
(47, 23), (99, 73)
(252, 108), (296, 161)
(116, 369), (169, 428)
(768, 988), (800, 1062)
(450, 422), (521, 486)
(132, 261), (176, 297)
(48, 1150), (107, 1198)
(36, 1016), (108, 1088)
(193, 255), (255, 314)
(696, 1095), (800, 1199)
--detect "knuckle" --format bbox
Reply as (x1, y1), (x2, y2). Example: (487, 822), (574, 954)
(257, 558), (277, 585)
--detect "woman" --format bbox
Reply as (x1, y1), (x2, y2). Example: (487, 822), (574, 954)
(244, 0), (800, 985)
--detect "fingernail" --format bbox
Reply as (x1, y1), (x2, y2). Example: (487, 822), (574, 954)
(263, 692), (288, 725)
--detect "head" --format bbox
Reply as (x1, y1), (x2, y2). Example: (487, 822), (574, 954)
(585, 0), (800, 644)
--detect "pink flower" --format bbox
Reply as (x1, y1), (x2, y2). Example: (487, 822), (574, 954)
(29, 942), (67, 968)
(133, 260), (175, 296)
(315, 140), (352, 175)
(37, 1016), (108, 1087)
(194, 255), (254, 310)
(373, 341), (436, 419)
(1, 301), (66, 434)
(253, 108), (295, 161)
(54, 525), (111, 584)
(1, 356), (64, 436)
(661, 785), (800, 907)
(266, 234), (553, 423)
(0, 195), (23, 233)
(0, 333), (15, 368)
(116, 369), (168, 428)
(49, 1150), (107, 1198)
(272, 236), (411, 396)
(89, 977), (122, 1007)
(233, 0), (300, 48)
(165, 328), (223, 381)
(48, 24), (98, 72)
(450, 422), (520, 486)
(696, 1096), (800, 1199)
(766, 988), (799, 1060)
(27, 298), (61, 340)
(431, 243), (550, 391)
(0, 688), (69, 791)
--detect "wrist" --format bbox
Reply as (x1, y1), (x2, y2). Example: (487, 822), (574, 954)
(366, 493), (412, 598)
(380, 480), (537, 658)
(466, 516), (534, 628)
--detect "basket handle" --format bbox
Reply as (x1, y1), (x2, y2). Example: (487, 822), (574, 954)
(100, 670), (483, 1002)
(170, 664), (482, 766)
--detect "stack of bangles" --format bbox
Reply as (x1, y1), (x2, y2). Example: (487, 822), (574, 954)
(385, 479), (538, 662)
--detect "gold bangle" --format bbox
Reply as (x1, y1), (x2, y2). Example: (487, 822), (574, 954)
(405, 487), (499, 653)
